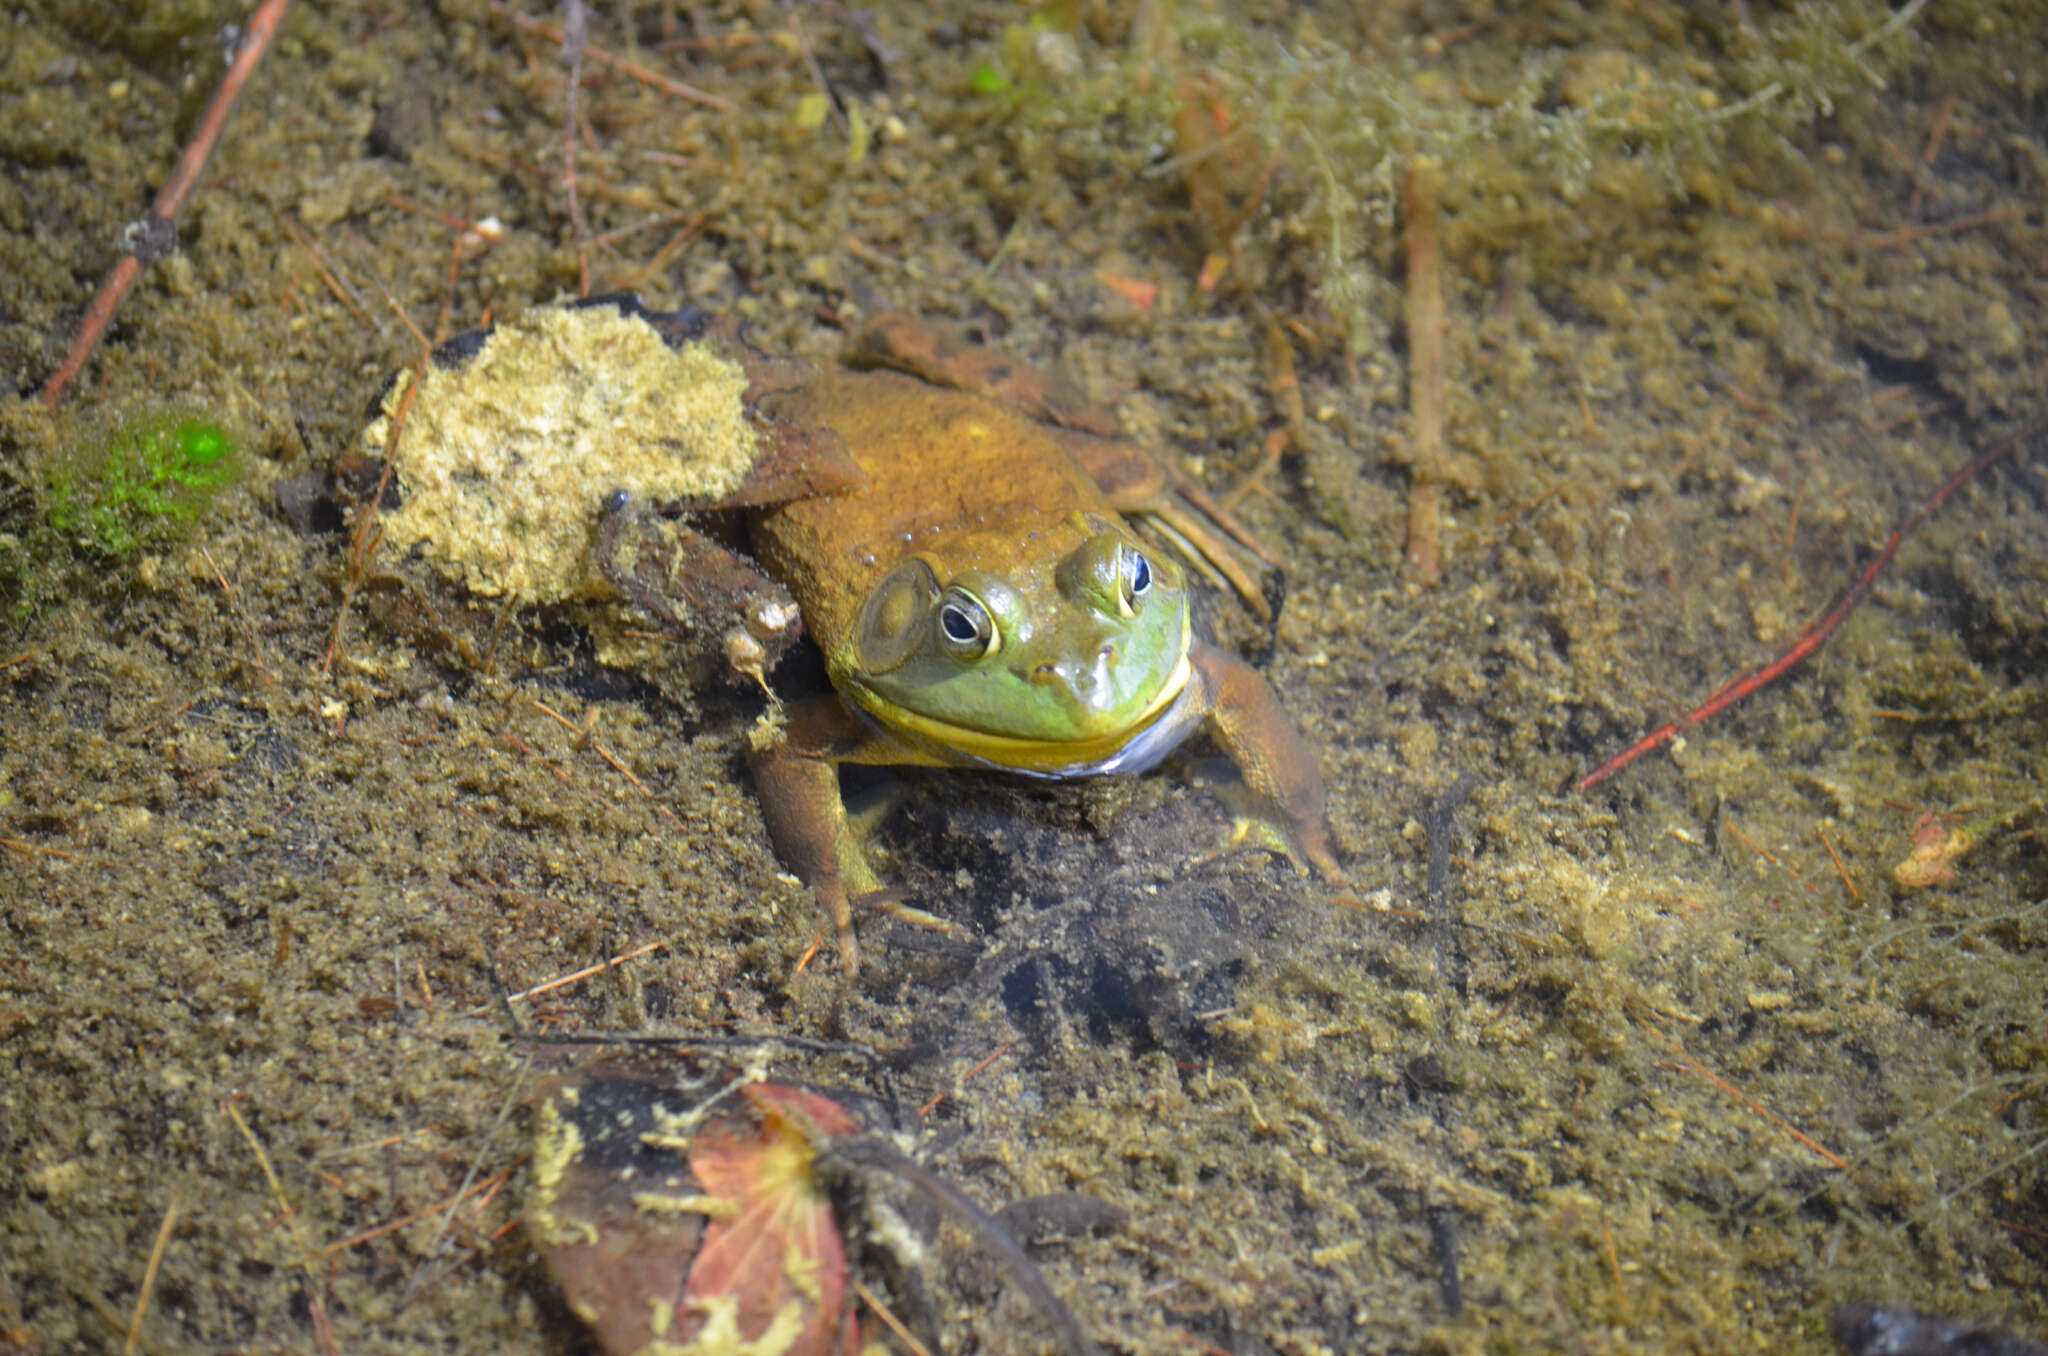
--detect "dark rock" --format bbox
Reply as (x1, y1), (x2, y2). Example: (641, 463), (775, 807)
(273, 469), (344, 535)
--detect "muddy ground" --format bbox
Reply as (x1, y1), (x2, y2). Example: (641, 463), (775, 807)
(2, 1), (2045, 1353)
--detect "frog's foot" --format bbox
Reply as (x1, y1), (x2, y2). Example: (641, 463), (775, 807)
(1198, 781), (1344, 881)
(790, 840), (885, 979)
(750, 694), (953, 978)
(1190, 642), (1342, 881)
(595, 493), (803, 687)
(853, 890), (971, 941)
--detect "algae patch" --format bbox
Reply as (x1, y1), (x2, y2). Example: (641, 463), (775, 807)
(363, 303), (758, 606)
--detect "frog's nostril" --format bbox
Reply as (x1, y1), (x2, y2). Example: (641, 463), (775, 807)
(1031, 663), (1058, 686)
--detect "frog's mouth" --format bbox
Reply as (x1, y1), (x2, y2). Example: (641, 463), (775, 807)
(844, 653), (1198, 779)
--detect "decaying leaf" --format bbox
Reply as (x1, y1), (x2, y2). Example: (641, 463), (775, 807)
(528, 1056), (1100, 1356)
(682, 1083), (860, 1356)
(1893, 811), (1975, 889)
(527, 1065), (860, 1356)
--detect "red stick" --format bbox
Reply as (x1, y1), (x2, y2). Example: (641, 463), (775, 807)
(1577, 407), (2048, 792)
(38, 0), (294, 408)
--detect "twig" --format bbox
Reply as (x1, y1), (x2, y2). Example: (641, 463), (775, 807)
(1906, 95), (1955, 214)
(1816, 825), (1860, 903)
(525, 695), (682, 825)
(854, 1281), (931, 1356)
(278, 214), (380, 335)
(503, 731), (573, 782)
(960, 1042), (1010, 1083)
(792, 932), (824, 975)
(1989, 1217), (2048, 1242)
(1864, 397), (1950, 436)
(431, 233), (464, 345)
(197, 545), (273, 688)
(357, 263), (430, 354)
(1663, 1056), (1850, 1171)
(1599, 1218), (1627, 1316)
(560, 0), (592, 297)
(466, 146), (675, 213)
(311, 1127), (443, 1161)
(1578, 405), (2048, 791)
(395, 1057), (534, 1307)
(917, 1043), (1012, 1117)
(39, 0), (294, 407)
(1723, 817), (1816, 894)
(224, 1100), (334, 1353)
(1221, 319), (1301, 511)
(1862, 203), (2024, 251)
(1402, 158), (1447, 585)
(1421, 773), (1476, 1320)
(786, 9), (847, 132)
(487, 1), (736, 111)
(225, 1102), (312, 1260)
(322, 346), (428, 677)
(470, 937), (668, 1015)
(1, 837), (96, 863)
(330, 1163), (518, 1256)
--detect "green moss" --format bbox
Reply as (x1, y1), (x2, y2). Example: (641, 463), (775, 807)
(0, 408), (240, 632)
(44, 411), (239, 561)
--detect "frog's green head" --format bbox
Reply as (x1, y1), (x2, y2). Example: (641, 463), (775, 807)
(830, 516), (1191, 773)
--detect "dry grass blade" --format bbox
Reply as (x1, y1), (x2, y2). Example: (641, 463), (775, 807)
(123, 1190), (183, 1356)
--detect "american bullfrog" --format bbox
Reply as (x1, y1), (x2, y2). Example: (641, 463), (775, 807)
(606, 305), (1340, 976)
(363, 293), (1338, 977)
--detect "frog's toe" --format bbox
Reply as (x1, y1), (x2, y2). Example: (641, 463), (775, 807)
(1300, 828), (1343, 883)
(854, 889), (969, 940)
(804, 877), (862, 977)
(1205, 782), (1341, 882)
(1226, 814), (1340, 880)
(1186, 816), (1288, 877)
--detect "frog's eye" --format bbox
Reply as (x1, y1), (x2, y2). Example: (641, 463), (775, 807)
(1120, 547), (1153, 611)
(855, 559), (939, 674)
(936, 588), (998, 660)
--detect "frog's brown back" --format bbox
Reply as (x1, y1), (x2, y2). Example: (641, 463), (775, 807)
(751, 366), (1116, 646)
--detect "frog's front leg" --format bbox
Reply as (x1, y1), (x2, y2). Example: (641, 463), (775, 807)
(1189, 642), (1341, 880)
(749, 696), (949, 976)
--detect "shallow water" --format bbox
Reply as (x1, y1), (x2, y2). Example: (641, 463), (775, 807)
(2, 3), (2044, 1352)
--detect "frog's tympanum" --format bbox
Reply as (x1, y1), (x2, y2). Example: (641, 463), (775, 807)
(368, 295), (1338, 976)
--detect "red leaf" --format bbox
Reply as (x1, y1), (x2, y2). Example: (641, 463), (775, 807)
(675, 1084), (858, 1355)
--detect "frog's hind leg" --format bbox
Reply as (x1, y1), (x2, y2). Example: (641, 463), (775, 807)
(1059, 427), (1281, 621)
(844, 312), (1120, 438)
